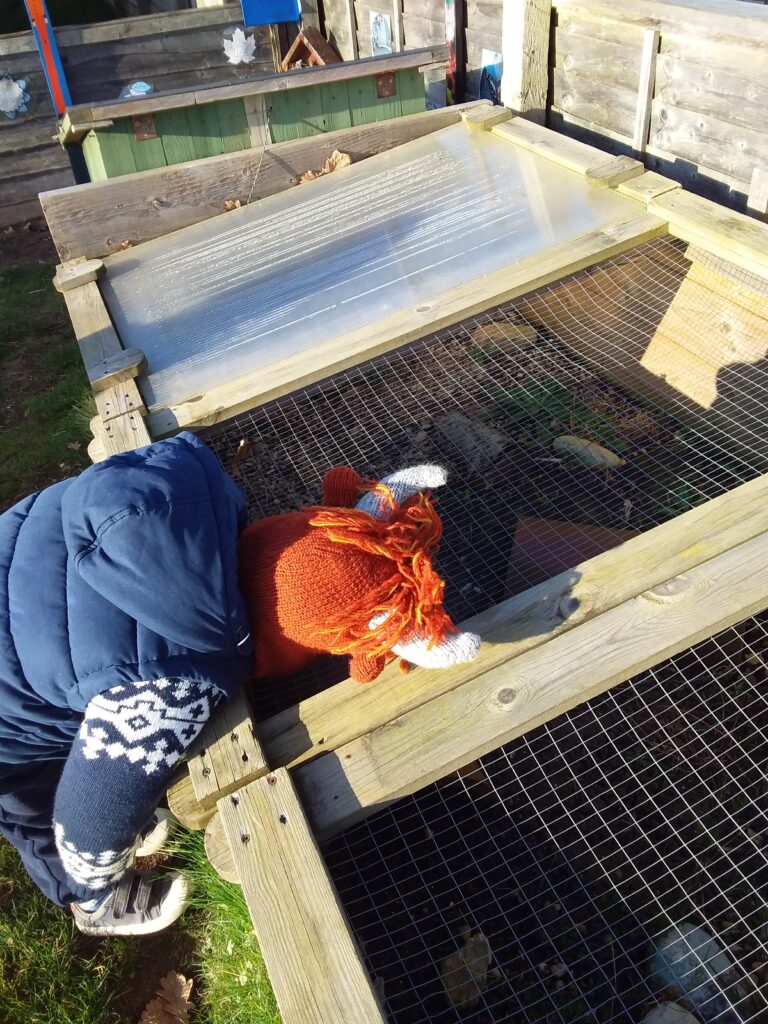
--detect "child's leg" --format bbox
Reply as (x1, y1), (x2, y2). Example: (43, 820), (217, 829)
(0, 760), (88, 906)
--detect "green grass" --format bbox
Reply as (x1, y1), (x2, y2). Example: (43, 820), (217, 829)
(174, 829), (280, 1024)
(0, 264), (94, 510)
(0, 840), (145, 1024)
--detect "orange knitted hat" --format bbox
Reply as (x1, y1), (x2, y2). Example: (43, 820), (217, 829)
(237, 467), (457, 683)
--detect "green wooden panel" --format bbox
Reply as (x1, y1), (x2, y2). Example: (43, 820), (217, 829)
(156, 107), (199, 167)
(131, 128), (167, 173)
(396, 68), (427, 117)
(192, 101), (226, 161)
(84, 120), (138, 180)
(213, 98), (251, 155)
(81, 129), (108, 182)
(268, 86), (325, 143)
(318, 80), (352, 133)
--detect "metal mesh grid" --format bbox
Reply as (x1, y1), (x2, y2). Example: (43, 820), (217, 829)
(204, 234), (768, 719)
(323, 613), (768, 1024)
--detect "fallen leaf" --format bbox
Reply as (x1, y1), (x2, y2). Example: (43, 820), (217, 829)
(138, 971), (193, 1024)
(441, 928), (493, 1007)
(224, 198), (242, 211)
(67, 441), (82, 451)
(119, 240), (133, 251)
(298, 149), (352, 184)
(229, 438), (253, 479)
(552, 435), (626, 470)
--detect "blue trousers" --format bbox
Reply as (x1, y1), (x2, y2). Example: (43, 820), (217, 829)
(0, 759), (86, 906)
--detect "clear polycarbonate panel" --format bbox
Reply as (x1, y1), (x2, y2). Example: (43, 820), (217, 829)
(100, 123), (640, 410)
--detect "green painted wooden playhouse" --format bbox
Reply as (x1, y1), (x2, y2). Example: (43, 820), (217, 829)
(59, 49), (447, 182)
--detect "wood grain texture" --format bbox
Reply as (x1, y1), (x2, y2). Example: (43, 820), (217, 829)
(648, 188), (768, 277)
(552, 26), (642, 91)
(166, 769), (215, 831)
(146, 210), (666, 434)
(42, 101), (487, 261)
(204, 811), (240, 884)
(96, 409), (152, 456)
(554, 0), (768, 44)
(188, 691), (269, 809)
(94, 379), (146, 423)
(616, 169), (680, 202)
(260, 472), (768, 772)
(501, 0), (552, 123)
(632, 28), (660, 153)
(219, 770), (386, 1024)
(297, 525), (768, 839)
(748, 168), (768, 222)
(87, 346), (146, 392)
(63, 47), (445, 133)
(62, 282), (123, 371)
(552, 67), (637, 139)
(54, 259), (104, 292)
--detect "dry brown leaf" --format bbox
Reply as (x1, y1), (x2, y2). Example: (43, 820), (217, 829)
(67, 441), (82, 451)
(224, 198), (242, 211)
(297, 149), (351, 184)
(229, 438), (253, 479)
(552, 435), (626, 470)
(119, 240), (133, 251)
(138, 971), (193, 1024)
(441, 928), (493, 1007)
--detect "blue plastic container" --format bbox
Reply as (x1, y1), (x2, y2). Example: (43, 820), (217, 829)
(241, 0), (300, 24)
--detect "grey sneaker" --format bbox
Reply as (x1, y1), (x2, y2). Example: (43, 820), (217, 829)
(71, 869), (189, 936)
(136, 807), (177, 858)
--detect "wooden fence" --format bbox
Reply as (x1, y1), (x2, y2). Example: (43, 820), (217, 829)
(0, 2), (270, 226)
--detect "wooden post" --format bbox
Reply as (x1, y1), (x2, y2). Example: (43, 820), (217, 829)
(219, 770), (386, 1024)
(747, 167), (768, 222)
(392, 0), (404, 53)
(631, 28), (660, 155)
(500, 0), (551, 124)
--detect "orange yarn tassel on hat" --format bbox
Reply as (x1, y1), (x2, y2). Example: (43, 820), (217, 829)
(237, 467), (458, 683)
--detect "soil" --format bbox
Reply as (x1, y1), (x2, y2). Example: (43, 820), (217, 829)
(0, 218), (58, 268)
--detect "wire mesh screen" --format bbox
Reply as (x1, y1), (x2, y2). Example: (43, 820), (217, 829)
(204, 234), (768, 719)
(323, 612), (768, 1024)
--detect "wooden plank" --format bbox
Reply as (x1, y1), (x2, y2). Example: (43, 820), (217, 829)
(88, 346), (147, 392)
(54, 258), (104, 292)
(393, 0), (405, 52)
(188, 691), (269, 810)
(167, 769), (215, 830)
(146, 210), (666, 434)
(204, 811), (240, 884)
(655, 54), (768, 137)
(242, 93), (270, 149)
(61, 48), (446, 134)
(260, 471), (768, 772)
(62, 282), (123, 371)
(554, 0), (768, 45)
(616, 169), (680, 202)
(552, 26), (643, 92)
(94, 379), (146, 423)
(99, 409), (153, 456)
(552, 67), (637, 139)
(461, 105), (513, 131)
(632, 28), (660, 154)
(52, 3), (246, 47)
(648, 188), (768, 278)
(42, 102), (487, 261)
(586, 154), (643, 188)
(500, 0), (551, 123)
(748, 168), (768, 222)
(296, 525), (768, 839)
(219, 770), (386, 1024)
(650, 102), (768, 190)
(493, 116), (630, 175)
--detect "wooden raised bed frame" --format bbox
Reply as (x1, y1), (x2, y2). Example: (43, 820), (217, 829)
(42, 103), (768, 1024)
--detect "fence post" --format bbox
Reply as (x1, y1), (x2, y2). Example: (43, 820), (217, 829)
(500, 0), (551, 124)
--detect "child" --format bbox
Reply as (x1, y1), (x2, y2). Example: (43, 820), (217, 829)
(0, 432), (478, 935)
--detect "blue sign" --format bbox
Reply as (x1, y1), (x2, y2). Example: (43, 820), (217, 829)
(241, 0), (300, 24)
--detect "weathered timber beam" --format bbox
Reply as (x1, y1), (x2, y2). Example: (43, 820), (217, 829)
(219, 770), (386, 1024)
